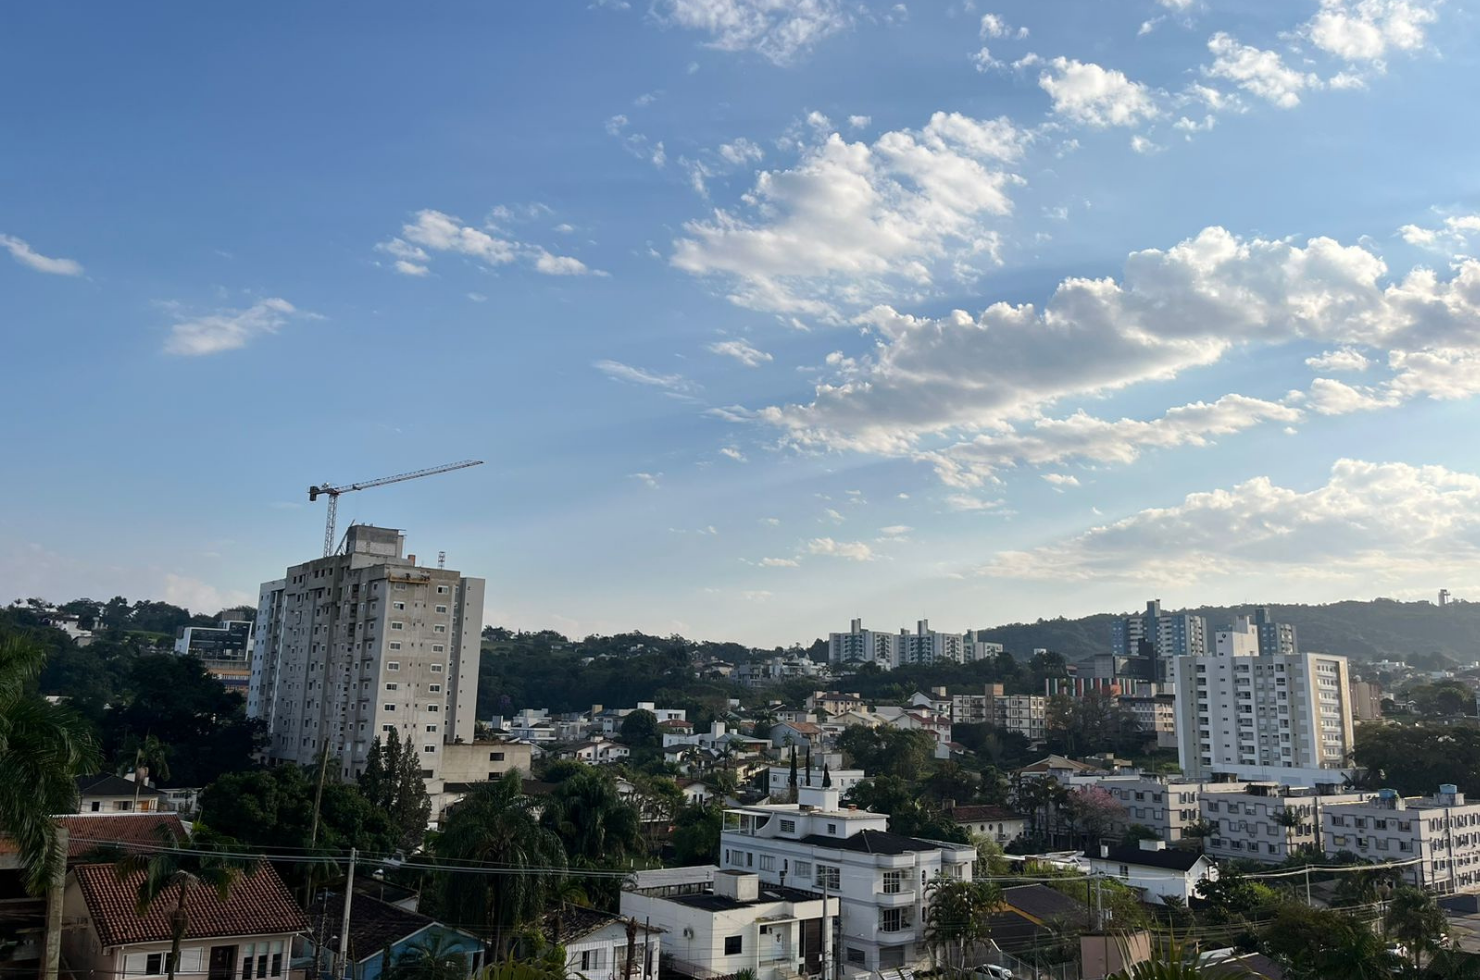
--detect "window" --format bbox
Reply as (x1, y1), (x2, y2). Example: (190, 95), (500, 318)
(424, 745), (436, 754)
(794, 860), (812, 878)
(385, 683), (399, 691)
(384, 704), (396, 711)
(394, 583), (407, 591)
(387, 662), (400, 671)
(724, 937), (743, 956)
(147, 954), (171, 976)
(90, 801), (101, 812)
(427, 725), (439, 733)
(431, 664), (444, 673)
(760, 855), (776, 871)
(428, 704), (439, 712)
(437, 585), (449, 594)
(826, 822), (838, 834)
(393, 601), (406, 611)
(436, 604), (448, 614)
(847, 949), (866, 966)
(816, 864), (840, 889)
(432, 644), (445, 653)
(883, 870), (904, 894)
(879, 909), (912, 931)
(780, 819), (796, 833)
(389, 642), (402, 651)
(391, 621), (404, 631)
(490, 751), (505, 761)
(434, 624), (446, 633)
(580, 951), (603, 971)
(429, 684), (442, 693)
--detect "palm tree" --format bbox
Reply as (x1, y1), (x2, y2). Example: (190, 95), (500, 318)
(120, 734), (171, 813)
(0, 633), (101, 894)
(384, 933), (475, 980)
(1275, 805), (1303, 855)
(543, 769), (642, 867)
(1386, 886), (1448, 972)
(115, 826), (257, 980)
(436, 772), (566, 957)
(923, 877), (1004, 975)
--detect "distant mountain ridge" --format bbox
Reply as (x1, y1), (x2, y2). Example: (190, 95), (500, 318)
(973, 599), (1480, 665)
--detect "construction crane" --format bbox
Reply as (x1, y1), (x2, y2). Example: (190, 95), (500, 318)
(308, 459), (484, 557)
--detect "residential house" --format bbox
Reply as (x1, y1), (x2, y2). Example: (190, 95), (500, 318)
(63, 863), (305, 980)
(559, 736), (631, 765)
(302, 893), (483, 980)
(57, 813), (188, 861)
(622, 869), (837, 980)
(806, 692), (867, 718)
(75, 774), (167, 814)
(980, 885), (1091, 959)
(1099, 777), (1232, 845)
(548, 907), (661, 980)
(766, 767), (866, 800)
(720, 785), (976, 972)
(769, 721), (825, 752)
(1083, 840), (1218, 906)
(944, 806), (1025, 846)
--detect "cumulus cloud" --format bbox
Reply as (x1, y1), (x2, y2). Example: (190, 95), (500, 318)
(879, 525), (913, 537)
(981, 459), (1480, 586)
(1036, 57), (1161, 128)
(759, 556), (799, 566)
(0, 233), (83, 276)
(720, 446), (748, 461)
(1398, 213), (1480, 251)
(164, 298), (312, 356)
(1305, 0), (1439, 63)
(379, 209), (602, 278)
(979, 13), (1025, 38)
(707, 338), (774, 366)
(1206, 33), (1321, 108)
(1042, 473), (1080, 487)
(806, 537), (875, 561)
(750, 224), (1480, 484)
(653, 0), (850, 64)
(672, 110), (1028, 318)
(1306, 347), (1373, 372)
(945, 495), (1005, 512)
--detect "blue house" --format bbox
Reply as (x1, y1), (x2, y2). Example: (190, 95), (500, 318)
(303, 892), (485, 980)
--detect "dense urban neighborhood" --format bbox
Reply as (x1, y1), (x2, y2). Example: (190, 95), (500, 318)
(7, 527), (1480, 980)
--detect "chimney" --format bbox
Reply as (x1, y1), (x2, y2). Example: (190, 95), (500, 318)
(1099, 843), (1110, 859)
(1138, 838), (1167, 852)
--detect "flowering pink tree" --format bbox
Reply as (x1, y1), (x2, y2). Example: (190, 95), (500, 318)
(1065, 785), (1126, 846)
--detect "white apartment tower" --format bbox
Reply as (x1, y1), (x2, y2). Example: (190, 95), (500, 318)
(1171, 616), (1353, 781)
(900, 620), (966, 666)
(247, 525), (484, 803)
(828, 619), (898, 670)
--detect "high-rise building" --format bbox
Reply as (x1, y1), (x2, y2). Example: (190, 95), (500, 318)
(827, 619), (898, 670)
(247, 525), (484, 807)
(1111, 600), (1208, 682)
(1171, 616), (1353, 781)
(899, 619), (965, 666)
(1253, 607), (1299, 656)
(175, 619), (254, 692)
(963, 630), (1005, 663)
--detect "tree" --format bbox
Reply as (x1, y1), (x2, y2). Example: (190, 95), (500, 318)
(356, 731), (433, 851)
(1121, 824), (1162, 848)
(1064, 786), (1125, 847)
(837, 726), (934, 779)
(924, 877), (1003, 974)
(383, 933), (476, 980)
(617, 709), (659, 749)
(672, 802), (722, 864)
(845, 776), (967, 843)
(1386, 886), (1448, 972)
(1260, 903), (1390, 980)
(116, 826), (257, 980)
(437, 773), (566, 956)
(199, 764), (399, 863)
(542, 768), (642, 868)
(119, 733), (171, 814)
(0, 632), (101, 894)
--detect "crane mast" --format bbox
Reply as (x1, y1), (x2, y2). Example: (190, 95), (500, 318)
(308, 459), (484, 556)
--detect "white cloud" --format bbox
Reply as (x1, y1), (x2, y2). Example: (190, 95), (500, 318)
(0, 233), (83, 276)
(707, 338), (774, 366)
(760, 516), (782, 525)
(759, 556), (799, 566)
(595, 359), (698, 393)
(1399, 213), (1480, 251)
(654, 0), (850, 64)
(1305, 377), (1400, 414)
(806, 537), (875, 561)
(1206, 33), (1321, 108)
(823, 507), (845, 523)
(1158, 0), (1195, 8)
(1036, 57), (1161, 128)
(163, 574), (253, 614)
(752, 223), (1480, 483)
(970, 47), (1000, 72)
(380, 209), (601, 278)
(847, 115), (871, 129)
(630, 472), (663, 489)
(945, 494), (1005, 512)
(1130, 135), (1162, 154)
(718, 138), (765, 166)
(878, 525), (913, 536)
(979, 13), (1008, 37)
(672, 110), (1028, 318)
(720, 446), (748, 461)
(164, 297), (310, 356)
(1042, 473), (1080, 487)
(1305, 0), (1439, 63)
(1306, 347), (1373, 372)
(982, 459), (1480, 586)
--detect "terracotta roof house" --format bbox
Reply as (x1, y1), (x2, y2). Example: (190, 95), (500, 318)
(57, 813), (188, 861)
(62, 863), (305, 980)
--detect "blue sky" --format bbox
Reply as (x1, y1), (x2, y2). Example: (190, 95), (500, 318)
(5, 0), (1480, 645)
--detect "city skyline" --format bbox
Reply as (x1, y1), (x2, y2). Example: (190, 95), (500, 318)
(4, 1), (1480, 646)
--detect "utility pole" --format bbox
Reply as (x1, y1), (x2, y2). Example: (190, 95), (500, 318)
(337, 849), (357, 980)
(821, 874), (832, 980)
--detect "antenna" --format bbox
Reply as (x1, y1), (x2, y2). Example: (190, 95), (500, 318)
(437, 551), (446, 569)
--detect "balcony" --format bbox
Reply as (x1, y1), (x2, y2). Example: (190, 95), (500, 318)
(875, 888), (916, 907)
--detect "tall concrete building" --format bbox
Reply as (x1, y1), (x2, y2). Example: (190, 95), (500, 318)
(1171, 616), (1353, 782)
(1252, 607), (1299, 656)
(247, 525), (484, 806)
(828, 619), (898, 670)
(1111, 600), (1208, 682)
(899, 619), (965, 666)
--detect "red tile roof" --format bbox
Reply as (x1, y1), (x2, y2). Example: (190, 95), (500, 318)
(58, 814), (188, 860)
(948, 805), (1024, 823)
(73, 862), (306, 948)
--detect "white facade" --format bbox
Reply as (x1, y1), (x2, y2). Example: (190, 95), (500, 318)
(962, 631), (1004, 664)
(1084, 840), (1217, 906)
(1323, 785), (1480, 893)
(560, 916), (660, 980)
(828, 619), (898, 670)
(622, 871), (836, 980)
(767, 766), (866, 798)
(1099, 777), (1227, 844)
(246, 525), (484, 803)
(1172, 616), (1354, 780)
(900, 620), (965, 666)
(720, 786), (976, 973)
(1203, 784), (1363, 864)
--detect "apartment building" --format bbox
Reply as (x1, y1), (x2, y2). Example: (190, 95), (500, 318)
(828, 620), (899, 670)
(949, 684), (1003, 725)
(174, 620), (254, 692)
(1323, 786), (1480, 893)
(1112, 600), (1209, 683)
(1252, 607), (1299, 656)
(247, 525), (484, 806)
(900, 620), (966, 666)
(1171, 616), (1354, 781)
(1350, 680), (1384, 722)
(1099, 777), (1226, 844)
(997, 694), (1048, 742)
(1121, 694), (1178, 749)
(720, 786), (976, 973)
(1203, 783), (1362, 864)
(963, 630), (1005, 663)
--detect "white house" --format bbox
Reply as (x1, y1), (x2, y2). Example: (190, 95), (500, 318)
(944, 805), (1026, 846)
(622, 869), (838, 980)
(62, 864), (305, 980)
(766, 766), (866, 799)
(720, 785), (976, 973)
(75, 773), (167, 814)
(551, 907), (661, 980)
(559, 736), (631, 765)
(1083, 840), (1217, 906)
